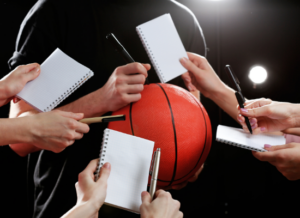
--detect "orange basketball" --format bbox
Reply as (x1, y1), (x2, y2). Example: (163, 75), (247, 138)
(108, 83), (212, 188)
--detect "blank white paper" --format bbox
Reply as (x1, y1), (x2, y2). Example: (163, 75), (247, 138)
(17, 48), (93, 112)
(102, 129), (154, 213)
(136, 14), (188, 83)
(216, 125), (286, 152)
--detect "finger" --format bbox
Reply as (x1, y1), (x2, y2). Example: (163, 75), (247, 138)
(126, 74), (146, 84)
(121, 63), (148, 77)
(141, 63), (151, 71)
(124, 84), (144, 94)
(252, 150), (278, 162)
(124, 93), (141, 103)
(21, 64), (41, 82)
(75, 122), (90, 134)
(97, 162), (111, 184)
(155, 189), (165, 198)
(74, 132), (84, 140)
(180, 57), (203, 77)
(240, 106), (272, 118)
(244, 98), (272, 109)
(78, 159), (99, 183)
(186, 52), (207, 68)
(56, 111), (85, 120)
(141, 191), (151, 204)
(264, 143), (294, 151)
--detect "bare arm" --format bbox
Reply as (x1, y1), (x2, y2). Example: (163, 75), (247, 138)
(180, 53), (238, 121)
(9, 63), (150, 156)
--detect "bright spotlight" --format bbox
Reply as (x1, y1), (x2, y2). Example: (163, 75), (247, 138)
(249, 66), (267, 84)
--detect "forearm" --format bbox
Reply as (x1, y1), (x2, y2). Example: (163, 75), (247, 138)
(0, 117), (29, 146)
(61, 202), (97, 218)
(58, 89), (107, 118)
(209, 84), (239, 122)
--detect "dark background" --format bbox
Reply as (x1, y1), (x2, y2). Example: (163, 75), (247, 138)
(1, 0), (300, 217)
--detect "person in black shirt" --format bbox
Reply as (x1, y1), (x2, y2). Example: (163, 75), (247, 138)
(8, 0), (206, 217)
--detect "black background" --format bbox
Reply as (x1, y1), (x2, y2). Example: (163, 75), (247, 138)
(1, 0), (300, 217)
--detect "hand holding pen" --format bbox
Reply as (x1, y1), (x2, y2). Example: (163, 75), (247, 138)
(225, 65), (252, 134)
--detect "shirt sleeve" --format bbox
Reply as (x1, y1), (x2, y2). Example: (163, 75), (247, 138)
(8, 0), (62, 70)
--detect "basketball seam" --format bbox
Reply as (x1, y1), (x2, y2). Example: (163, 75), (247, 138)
(156, 84), (178, 187)
(129, 103), (135, 136)
(157, 93), (208, 183)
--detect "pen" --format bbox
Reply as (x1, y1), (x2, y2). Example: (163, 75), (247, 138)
(225, 65), (252, 134)
(149, 148), (161, 200)
(106, 33), (149, 84)
(79, 115), (125, 124)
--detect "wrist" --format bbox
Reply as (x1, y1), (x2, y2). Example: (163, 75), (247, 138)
(0, 80), (8, 100)
(208, 83), (233, 103)
(291, 104), (300, 128)
(92, 88), (109, 115)
(76, 201), (99, 217)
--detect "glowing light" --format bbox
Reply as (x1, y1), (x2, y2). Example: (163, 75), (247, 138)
(249, 66), (267, 84)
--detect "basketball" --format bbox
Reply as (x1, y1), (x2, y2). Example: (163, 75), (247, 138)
(108, 83), (212, 188)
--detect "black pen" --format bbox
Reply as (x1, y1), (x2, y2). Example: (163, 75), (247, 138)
(225, 65), (252, 134)
(106, 33), (149, 84)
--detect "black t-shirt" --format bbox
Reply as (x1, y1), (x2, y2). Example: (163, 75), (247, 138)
(8, 0), (204, 217)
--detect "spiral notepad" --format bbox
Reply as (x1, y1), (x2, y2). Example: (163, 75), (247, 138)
(95, 129), (154, 213)
(136, 14), (188, 83)
(216, 125), (286, 152)
(16, 48), (94, 112)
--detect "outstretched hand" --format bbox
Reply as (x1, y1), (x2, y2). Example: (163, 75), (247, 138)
(0, 63), (40, 106)
(253, 143), (300, 181)
(237, 98), (300, 134)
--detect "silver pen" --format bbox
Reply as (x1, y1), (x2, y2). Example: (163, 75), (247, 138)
(149, 148), (161, 200)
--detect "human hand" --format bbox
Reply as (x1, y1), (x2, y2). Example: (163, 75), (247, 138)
(165, 164), (204, 190)
(0, 63), (40, 106)
(25, 110), (90, 153)
(75, 160), (111, 216)
(180, 52), (226, 99)
(97, 63), (150, 113)
(253, 143), (300, 181)
(140, 190), (183, 218)
(237, 98), (300, 134)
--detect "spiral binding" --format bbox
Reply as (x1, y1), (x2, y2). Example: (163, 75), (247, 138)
(94, 129), (110, 181)
(136, 27), (166, 83)
(43, 71), (93, 112)
(216, 138), (265, 152)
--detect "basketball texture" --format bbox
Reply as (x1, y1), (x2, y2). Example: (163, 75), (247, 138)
(108, 83), (212, 188)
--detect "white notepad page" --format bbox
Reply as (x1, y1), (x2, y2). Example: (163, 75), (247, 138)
(136, 14), (188, 83)
(216, 125), (286, 152)
(17, 48), (93, 112)
(99, 129), (154, 213)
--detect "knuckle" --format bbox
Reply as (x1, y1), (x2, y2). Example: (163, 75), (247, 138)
(120, 94), (129, 103)
(115, 67), (122, 75)
(67, 120), (77, 129)
(65, 132), (74, 141)
(179, 211), (184, 218)
(115, 76), (125, 85)
(174, 200), (181, 209)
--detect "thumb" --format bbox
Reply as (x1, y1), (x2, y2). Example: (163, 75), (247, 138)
(265, 143), (293, 151)
(55, 110), (84, 120)
(141, 191), (151, 204)
(21, 63), (41, 82)
(97, 162), (111, 184)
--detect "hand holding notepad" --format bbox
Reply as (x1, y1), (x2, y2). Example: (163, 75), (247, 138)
(216, 125), (285, 152)
(137, 14), (188, 83)
(16, 48), (94, 112)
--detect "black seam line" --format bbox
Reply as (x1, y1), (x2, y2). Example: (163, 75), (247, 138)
(129, 103), (134, 136)
(156, 95), (208, 183)
(156, 84), (178, 187)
